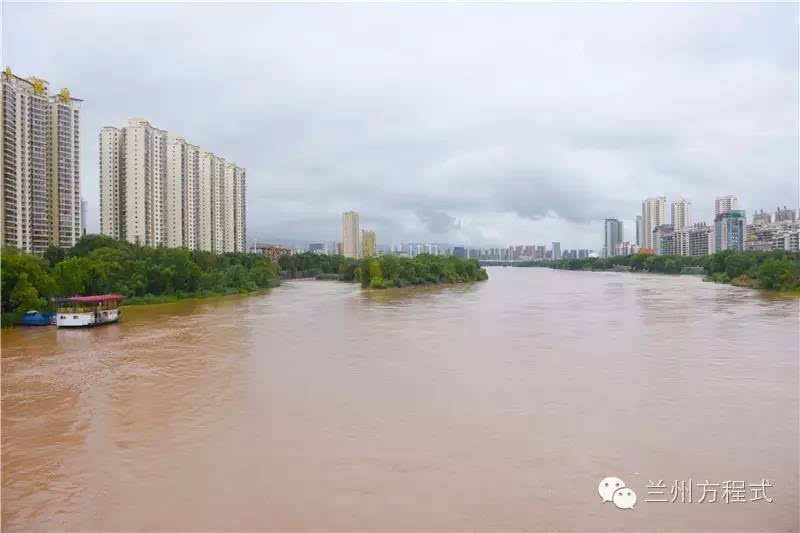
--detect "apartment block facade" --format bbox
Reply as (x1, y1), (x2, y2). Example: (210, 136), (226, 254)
(670, 197), (692, 229)
(715, 195), (738, 216)
(342, 211), (360, 258)
(361, 229), (376, 257)
(1, 69), (82, 253)
(99, 118), (246, 253)
(674, 223), (714, 257)
(603, 218), (623, 257)
(714, 209), (746, 252)
(641, 196), (666, 250)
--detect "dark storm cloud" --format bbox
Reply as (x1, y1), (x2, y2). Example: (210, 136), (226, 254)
(3, 2), (797, 249)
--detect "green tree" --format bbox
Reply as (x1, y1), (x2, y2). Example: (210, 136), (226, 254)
(52, 257), (92, 296)
(1, 248), (57, 312)
(10, 273), (45, 312)
(757, 257), (800, 291)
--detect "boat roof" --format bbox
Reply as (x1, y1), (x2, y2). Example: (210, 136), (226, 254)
(57, 294), (126, 304)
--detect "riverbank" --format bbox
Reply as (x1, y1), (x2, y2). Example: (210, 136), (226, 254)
(514, 250), (800, 293)
(1, 235), (282, 327)
(122, 285), (277, 306)
(1, 285), (279, 328)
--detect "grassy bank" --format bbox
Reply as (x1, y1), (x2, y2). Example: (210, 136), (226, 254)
(515, 250), (800, 292)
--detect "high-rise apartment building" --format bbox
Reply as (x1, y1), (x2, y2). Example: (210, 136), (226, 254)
(552, 242), (561, 260)
(654, 224), (675, 255)
(715, 195), (738, 216)
(2, 69), (82, 253)
(604, 218), (623, 257)
(342, 211), (360, 258)
(641, 196), (666, 250)
(99, 118), (245, 253)
(361, 229), (376, 257)
(671, 197), (692, 229)
(675, 223), (714, 257)
(635, 215), (643, 247)
(686, 223), (714, 257)
(715, 209), (746, 252)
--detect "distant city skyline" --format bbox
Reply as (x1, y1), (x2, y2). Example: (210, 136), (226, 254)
(4, 3), (797, 249)
(251, 200), (797, 252)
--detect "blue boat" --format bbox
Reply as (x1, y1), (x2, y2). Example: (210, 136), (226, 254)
(19, 310), (55, 326)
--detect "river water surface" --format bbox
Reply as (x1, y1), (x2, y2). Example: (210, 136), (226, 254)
(2, 268), (798, 531)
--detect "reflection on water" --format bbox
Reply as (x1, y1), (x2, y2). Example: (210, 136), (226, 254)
(2, 269), (798, 531)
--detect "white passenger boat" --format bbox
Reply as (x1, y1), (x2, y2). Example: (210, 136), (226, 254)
(56, 294), (125, 327)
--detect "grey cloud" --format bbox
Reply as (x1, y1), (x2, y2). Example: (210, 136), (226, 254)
(415, 208), (461, 234)
(3, 2), (797, 249)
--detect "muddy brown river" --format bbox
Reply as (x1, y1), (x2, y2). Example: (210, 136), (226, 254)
(2, 268), (798, 531)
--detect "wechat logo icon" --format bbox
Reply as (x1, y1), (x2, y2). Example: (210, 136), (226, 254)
(599, 476), (637, 510)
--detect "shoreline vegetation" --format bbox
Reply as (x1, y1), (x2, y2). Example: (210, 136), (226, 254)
(512, 250), (800, 292)
(275, 248), (489, 288)
(2, 235), (281, 326)
(1, 235), (488, 326)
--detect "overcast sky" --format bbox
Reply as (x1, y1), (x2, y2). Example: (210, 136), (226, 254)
(4, 2), (798, 249)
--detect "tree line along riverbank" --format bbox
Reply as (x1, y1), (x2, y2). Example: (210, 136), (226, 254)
(1, 235), (488, 325)
(514, 250), (800, 292)
(276, 248), (489, 288)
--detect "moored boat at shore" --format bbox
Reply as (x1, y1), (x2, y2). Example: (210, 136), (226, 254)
(55, 294), (125, 327)
(19, 310), (56, 326)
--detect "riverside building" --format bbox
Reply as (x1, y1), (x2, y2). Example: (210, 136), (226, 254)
(1, 69), (82, 253)
(641, 196), (666, 249)
(99, 118), (246, 252)
(342, 211), (360, 258)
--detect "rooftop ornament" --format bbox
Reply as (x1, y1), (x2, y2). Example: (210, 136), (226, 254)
(32, 78), (45, 95)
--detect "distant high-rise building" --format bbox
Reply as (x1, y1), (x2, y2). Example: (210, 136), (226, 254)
(99, 118), (245, 252)
(752, 209), (772, 226)
(453, 246), (466, 259)
(676, 223), (714, 257)
(775, 206), (797, 223)
(671, 197), (692, 229)
(552, 242), (561, 260)
(715, 209), (746, 252)
(615, 241), (636, 256)
(604, 218), (623, 257)
(309, 242), (324, 252)
(641, 196), (666, 249)
(342, 211), (360, 258)
(361, 229), (376, 257)
(715, 195), (738, 216)
(654, 224), (675, 255)
(2, 69), (82, 253)
(635, 215), (643, 247)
